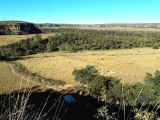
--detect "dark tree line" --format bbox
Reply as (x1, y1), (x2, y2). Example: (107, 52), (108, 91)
(0, 35), (48, 59)
(1, 29), (160, 59)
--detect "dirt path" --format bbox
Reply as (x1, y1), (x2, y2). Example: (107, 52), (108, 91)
(6, 62), (74, 92)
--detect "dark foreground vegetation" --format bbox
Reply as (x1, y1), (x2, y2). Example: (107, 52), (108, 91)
(0, 87), (100, 120)
(0, 66), (160, 120)
(73, 66), (160, 119)
(1, 29), (160, 59)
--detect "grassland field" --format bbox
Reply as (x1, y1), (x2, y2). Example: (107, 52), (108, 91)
(16, 48), (160, 85)
(0, 34), (53, 94)
(1, 33), (160, 94)
(79, 26), (160, 32)
(0, 62), (35, 94)
(42, 26), (160, 32)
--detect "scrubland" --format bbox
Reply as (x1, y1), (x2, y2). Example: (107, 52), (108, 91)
(0, 33), (55, 46)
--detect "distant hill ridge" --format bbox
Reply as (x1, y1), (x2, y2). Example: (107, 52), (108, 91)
(1, 20), (160, 35)
(0, 21), (30, 24)
(0, 21), (41, 35)
(37, 23), (160, 29)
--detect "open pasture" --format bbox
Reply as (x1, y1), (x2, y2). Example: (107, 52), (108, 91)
(17, 48), (160, 84)
(0, 62), (36, 94)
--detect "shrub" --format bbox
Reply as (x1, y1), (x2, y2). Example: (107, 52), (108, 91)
(72, 66), (160, 119)
(88, 75), (107, 97)
(134, 110), (160, 120)
(59, 44), (77, 52)
(73, 66), (122, 104)
(144, 71), (160, 85)
(72, 65), (98, 84)
(153, 44), (159, 49)
(96, 106), (117, 120)
(88, 75), (122, 103)
(144, 71), (160, 98)
(123, 84), (157, 106)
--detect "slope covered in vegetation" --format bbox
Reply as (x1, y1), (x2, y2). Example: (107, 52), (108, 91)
(1, 29), (160, 59)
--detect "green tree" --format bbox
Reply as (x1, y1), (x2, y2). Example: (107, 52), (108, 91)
(72, 65), (98, 84)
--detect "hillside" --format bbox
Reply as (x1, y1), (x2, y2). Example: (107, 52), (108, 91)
(0, 21), (41, 35)
(0, 21), (30, 24)
(38, 23), (160, 30)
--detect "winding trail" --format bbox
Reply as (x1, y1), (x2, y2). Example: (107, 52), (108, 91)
(6, 62), (73, 92)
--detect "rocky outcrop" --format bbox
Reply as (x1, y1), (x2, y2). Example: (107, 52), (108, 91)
(0, 21), (41, 35)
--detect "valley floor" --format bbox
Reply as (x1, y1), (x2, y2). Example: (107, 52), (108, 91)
(1, 47), (160, 94)
(17, 47), (160, 84)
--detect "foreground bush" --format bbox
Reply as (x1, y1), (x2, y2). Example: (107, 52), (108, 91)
(73, 66), (160, 119)
(153, 44), (160, 49)
(0, 88), (100, 120)
(73, 65), (98, 84)
(134, 110), (160, 120)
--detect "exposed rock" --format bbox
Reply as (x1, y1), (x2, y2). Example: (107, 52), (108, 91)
(0, 21), (41, 35)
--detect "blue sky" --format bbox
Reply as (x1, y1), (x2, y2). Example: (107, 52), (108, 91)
(0, 0), (160, 24)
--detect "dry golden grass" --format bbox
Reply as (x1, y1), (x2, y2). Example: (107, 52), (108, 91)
(17, 48), (160, 85)
(81, 27), (160, 32)
(0, 33), (55, 46)
(0, 62), (36, 94)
